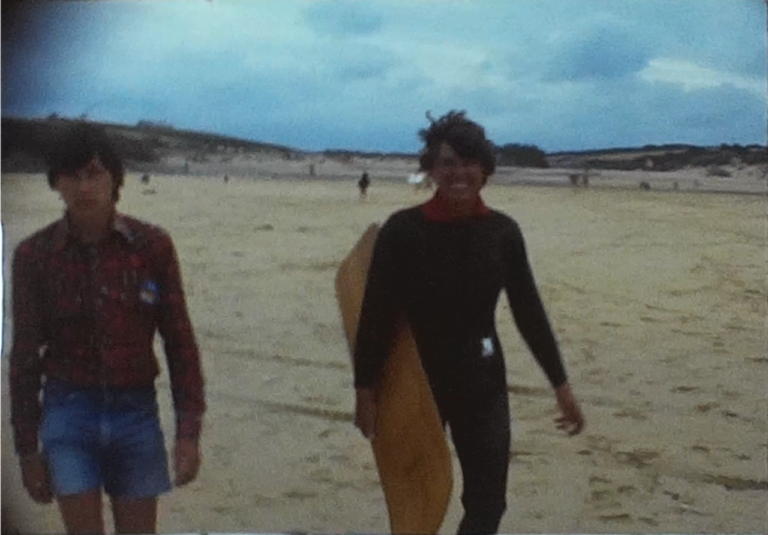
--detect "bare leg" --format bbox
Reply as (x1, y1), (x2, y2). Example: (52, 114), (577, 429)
(112, 496), (158, 534)
(57, 490), (105, 535)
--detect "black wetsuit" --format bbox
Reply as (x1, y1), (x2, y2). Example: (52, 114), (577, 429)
(353, 205), (567, 533)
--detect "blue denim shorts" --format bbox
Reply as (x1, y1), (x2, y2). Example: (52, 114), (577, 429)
(40, 379), (172, 499)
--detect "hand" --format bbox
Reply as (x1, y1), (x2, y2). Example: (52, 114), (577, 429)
(354, 388), (377, 440)
(174, 438), (201, 487)
(554, 382), (585, 436)
(20, 452), (53, 504)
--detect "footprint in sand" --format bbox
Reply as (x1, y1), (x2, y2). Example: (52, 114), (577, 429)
(589, 489), (613, 502)
(703, 475), (768, 491)
(613, 448), (661, 469)
(617, 484), (638, 495)
(671, 385), (699, 393)
(587, 475), (633, 515)
(210, 504), (235, 515)
(695, 402), (719, 413)
(283, 489), (319, 500)
(597, 512), (632, 523)
(612, 408), (647, 421)
(674, 503), (709, 516)
(309, 467), (334, 484)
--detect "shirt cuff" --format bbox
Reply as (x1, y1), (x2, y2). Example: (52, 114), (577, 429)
(14, 426), (39, 457)
(176, 412), (203, 441)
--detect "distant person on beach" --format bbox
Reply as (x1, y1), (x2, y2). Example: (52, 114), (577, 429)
(358, 171), (371, 199)
(8, 123), (206, 534)
(353, 110), (585, 534)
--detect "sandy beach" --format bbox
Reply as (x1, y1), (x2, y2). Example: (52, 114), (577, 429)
(2, 164), (766, 534)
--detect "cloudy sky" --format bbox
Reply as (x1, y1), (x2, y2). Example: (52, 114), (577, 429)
(2, 0), (766, 153)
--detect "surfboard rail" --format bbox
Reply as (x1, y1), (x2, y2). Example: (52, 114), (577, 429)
(335, 223), (453, 535)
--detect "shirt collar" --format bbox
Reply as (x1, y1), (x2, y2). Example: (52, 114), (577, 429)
(419, 192), (490, 222)
(51, 212), (135, 251)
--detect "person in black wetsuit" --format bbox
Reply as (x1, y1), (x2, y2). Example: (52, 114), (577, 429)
(352, 110), (585, 534)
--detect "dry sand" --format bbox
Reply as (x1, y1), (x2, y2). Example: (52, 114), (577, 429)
(1, 164), (766, 534)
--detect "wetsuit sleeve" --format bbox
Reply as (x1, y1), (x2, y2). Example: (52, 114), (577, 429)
(353, 222), (402, 389)
(503, 222), (568, 388)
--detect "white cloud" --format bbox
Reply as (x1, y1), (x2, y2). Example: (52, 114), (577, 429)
(639, 58), (767, 96)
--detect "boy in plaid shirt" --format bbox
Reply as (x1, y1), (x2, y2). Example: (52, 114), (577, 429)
(9, 123), (205, 534)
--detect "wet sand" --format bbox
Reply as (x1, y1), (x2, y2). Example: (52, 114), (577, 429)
(2, 168), (766, 534)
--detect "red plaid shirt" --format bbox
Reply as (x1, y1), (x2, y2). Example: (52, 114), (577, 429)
(9, 213), (205, 456)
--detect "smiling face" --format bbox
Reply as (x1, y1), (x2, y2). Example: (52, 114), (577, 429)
(429, 142), (487, 210)
(53, 156), (116, 221)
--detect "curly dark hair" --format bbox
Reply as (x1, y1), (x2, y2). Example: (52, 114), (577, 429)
(418, 110), (496, 177)
(46, 122), (125, 202)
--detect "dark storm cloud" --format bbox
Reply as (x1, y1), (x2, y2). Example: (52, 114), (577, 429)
(543, 25), (654, 82)
(312, 43), (398, 83)
(524, 76), (766, 150)
(1, 0), (765, 152)
(303, 0), (384, 37)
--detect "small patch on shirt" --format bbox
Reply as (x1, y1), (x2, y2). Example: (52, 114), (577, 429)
(139, 280), (159, 305)
(481, 337), (494, 358)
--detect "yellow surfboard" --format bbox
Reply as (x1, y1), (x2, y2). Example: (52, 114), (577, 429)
(335, 223), (453, 535)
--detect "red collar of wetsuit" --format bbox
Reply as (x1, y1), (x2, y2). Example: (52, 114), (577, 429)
(419, 193), (491, 222)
